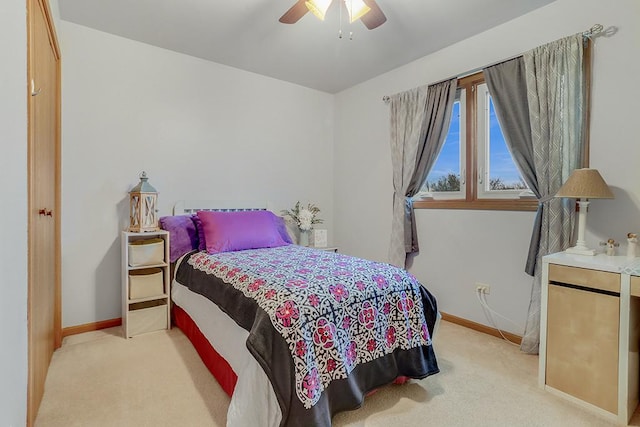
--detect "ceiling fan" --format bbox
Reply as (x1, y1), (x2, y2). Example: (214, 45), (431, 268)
(279, 0), (387, 30)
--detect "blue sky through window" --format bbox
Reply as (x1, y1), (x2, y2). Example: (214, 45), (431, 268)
(425, 101), (461, 187)
(488, 98), (522, 185)
(425, 97), (523, 189)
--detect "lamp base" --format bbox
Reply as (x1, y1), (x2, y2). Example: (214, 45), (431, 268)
(564, 246), (596, 256)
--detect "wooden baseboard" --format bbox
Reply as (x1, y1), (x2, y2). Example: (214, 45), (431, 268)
(61, 318), (122, 338)
(440, 312), (522, 345)
(61, 313), (520, 345)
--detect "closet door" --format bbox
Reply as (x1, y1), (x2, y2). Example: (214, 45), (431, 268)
(27, 0), (61, 424)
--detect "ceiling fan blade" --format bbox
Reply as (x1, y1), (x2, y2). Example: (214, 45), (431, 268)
(279, 0), (309, 24)
(360, 0), (386, 29)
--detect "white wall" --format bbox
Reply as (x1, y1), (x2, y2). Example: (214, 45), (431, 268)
(59, 0), (640, 335)
(334, 0), (640, 334)
(0, 1), (28, 424)
(59, 22), (335, 327)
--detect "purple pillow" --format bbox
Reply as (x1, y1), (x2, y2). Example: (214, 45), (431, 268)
(196, 210), (289, 254)
(191, 214), (207, 251)
(159, 215), (199, 262)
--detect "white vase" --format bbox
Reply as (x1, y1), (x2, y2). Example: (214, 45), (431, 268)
(299, 230), (310, 246)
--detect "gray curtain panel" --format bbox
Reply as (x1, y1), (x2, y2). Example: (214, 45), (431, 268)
(388, 86), (428, 268)
(486, 35), (585, 354)
(388, 79), (457, 268)
(484, 58), (541, 275)
(519, 34), (585, 354)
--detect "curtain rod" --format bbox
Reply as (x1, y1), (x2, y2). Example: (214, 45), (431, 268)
(382, 24), (604, 103)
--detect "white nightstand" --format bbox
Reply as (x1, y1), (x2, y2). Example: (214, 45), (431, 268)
(121, 230), (171, 338)
(540, 252), (640, 424)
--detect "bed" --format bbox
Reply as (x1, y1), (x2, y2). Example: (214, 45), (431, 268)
(161, 201), (440, 427)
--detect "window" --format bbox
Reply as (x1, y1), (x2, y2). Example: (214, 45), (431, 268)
(423, 91), (466, 199)
(477, 83), (532, 199)
(415, 72), (537, 211)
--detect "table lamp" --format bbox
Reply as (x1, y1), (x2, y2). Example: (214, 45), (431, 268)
(555, 168), (614, 255)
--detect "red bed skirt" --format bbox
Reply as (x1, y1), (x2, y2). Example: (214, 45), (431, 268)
(173, 304), (238, 397)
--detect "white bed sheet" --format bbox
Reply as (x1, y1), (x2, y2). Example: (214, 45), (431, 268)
(172, 280), (282, 427)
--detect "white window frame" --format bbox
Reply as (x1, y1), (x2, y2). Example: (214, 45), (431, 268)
(418, 89), (467, 200)
(476, 83), (532, 200)
(413, 71), (539, 212)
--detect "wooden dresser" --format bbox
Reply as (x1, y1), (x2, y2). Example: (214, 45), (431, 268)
(540, 253), (640, 424)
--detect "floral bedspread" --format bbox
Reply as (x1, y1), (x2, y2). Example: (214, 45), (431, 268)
(177, 245), (439, 426)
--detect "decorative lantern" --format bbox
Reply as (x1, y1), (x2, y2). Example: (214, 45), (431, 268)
(128, 171), (159, 232)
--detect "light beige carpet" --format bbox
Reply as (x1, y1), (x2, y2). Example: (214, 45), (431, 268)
(35, 321), (639, 426)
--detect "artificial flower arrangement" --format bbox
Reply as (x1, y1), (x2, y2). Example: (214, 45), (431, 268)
(281, 201), (323, 231)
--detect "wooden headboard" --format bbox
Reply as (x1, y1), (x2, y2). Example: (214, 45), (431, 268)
(173, 200), (272, 215)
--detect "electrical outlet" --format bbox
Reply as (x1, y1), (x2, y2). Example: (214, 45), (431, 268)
(475, 283), (491, 294)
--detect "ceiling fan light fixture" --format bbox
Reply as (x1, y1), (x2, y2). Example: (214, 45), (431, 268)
(305, 0), (332, 21)
(345, 0), (371, 23)
(279, 0), (385, 29)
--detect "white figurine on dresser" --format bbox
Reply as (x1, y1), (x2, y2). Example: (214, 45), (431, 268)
(627, 233), (638, 259)
(601, 238), (619, 256)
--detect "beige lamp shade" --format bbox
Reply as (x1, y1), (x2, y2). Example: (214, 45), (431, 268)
(555, 168), (614, 199)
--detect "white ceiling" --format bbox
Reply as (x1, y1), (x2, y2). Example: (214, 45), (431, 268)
(57, 0), (555, 93)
